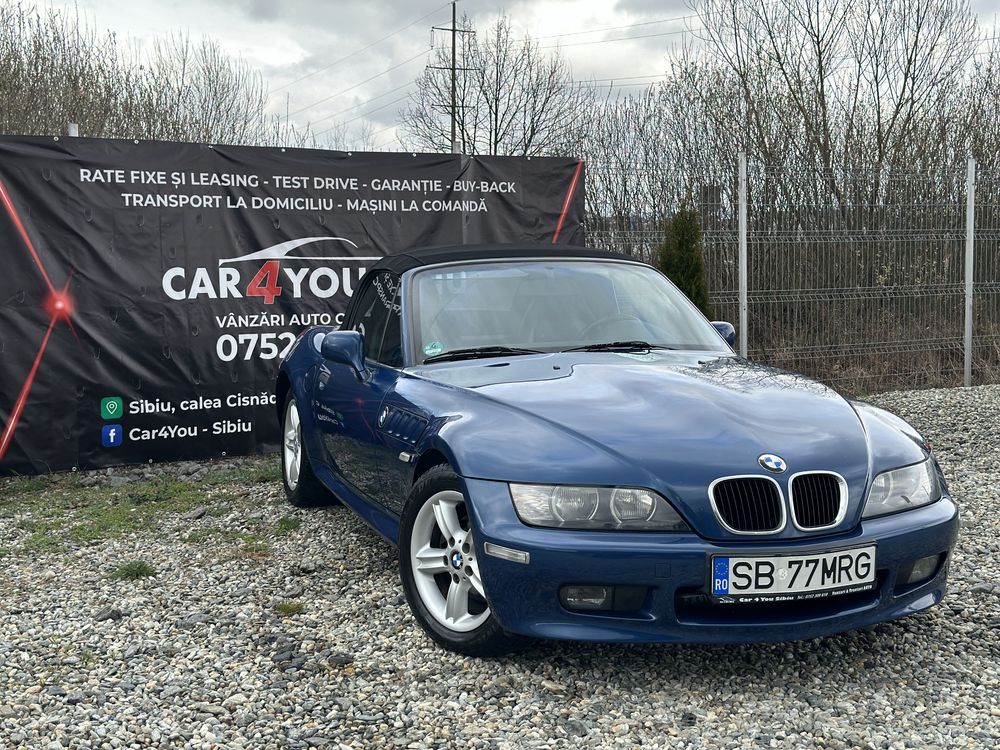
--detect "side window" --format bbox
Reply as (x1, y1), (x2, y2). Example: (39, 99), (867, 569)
(378, 284), (403, 367)
(348, 272), (400, 365)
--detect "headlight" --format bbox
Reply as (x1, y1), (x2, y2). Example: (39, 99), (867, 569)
(862, 458), (940, 519)
(509, 484), (690, 531)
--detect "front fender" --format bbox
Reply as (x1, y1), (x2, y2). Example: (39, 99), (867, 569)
(850, 400), (930, 476)
(277, 326), (336, 466)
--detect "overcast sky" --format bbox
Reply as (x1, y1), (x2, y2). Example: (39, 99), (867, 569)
(41, 0), (1000, 150)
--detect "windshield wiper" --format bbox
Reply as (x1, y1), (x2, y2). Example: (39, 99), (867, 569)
(422, 345), (544, 364)
(564, 340), (677, 352)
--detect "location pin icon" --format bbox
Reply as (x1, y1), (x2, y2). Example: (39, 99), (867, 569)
(102, 397), (122, 419)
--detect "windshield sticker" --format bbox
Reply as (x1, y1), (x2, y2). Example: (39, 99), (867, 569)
(423, 341), (444, 357)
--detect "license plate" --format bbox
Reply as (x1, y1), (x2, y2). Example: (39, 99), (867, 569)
(711, 545), (876, 602)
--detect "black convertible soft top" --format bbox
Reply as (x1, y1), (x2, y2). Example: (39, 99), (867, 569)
(369, 243), (636, 275)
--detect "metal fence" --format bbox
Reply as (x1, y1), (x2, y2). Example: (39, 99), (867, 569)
(586, 157), (998, 395)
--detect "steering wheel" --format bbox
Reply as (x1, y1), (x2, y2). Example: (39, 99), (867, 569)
(579, 314), (643, 339)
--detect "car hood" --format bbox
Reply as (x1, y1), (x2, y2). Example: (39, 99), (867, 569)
(409, 351), (877, 538)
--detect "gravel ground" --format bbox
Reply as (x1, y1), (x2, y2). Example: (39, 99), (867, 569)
(1, 385), (999, 750)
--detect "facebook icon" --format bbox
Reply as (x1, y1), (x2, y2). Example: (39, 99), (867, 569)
(101, 424), (123, 448)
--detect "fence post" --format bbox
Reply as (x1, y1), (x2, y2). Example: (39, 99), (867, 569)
(964, 157), (976, 387)
(738, 152), (748, 358)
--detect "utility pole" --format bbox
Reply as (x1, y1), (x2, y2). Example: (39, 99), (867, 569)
(738, 152), (748, 358)
(431, 1), (473, 154)
(964, 157), (976, 387)
(450, 0), (457, 154)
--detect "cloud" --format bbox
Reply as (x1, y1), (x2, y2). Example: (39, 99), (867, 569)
(245, 0), (280, 21)
(42, 0), (990, 150)
(611, 0), (692, 16)
(43, 0), (695, 147)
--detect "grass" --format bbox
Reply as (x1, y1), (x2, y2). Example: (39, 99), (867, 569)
(4, 475), (54, 497)
(111, 560), (157, 580)
(3, 478), (205, 554)
(249, 462), (283, 484)
(235, 541), (272, 560)
(0, 456), (284, 557)
(23, 532), (64, 554)
(184, 527), (243, 543)
(275, 600), (305, 616)
(276, 516), (302, 535)
(182, 525), (280, 562)
(184, 528), (266, 545)
(200, 460), (283, 487)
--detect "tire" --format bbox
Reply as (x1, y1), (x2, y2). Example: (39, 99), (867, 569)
(399, 464), (522, 656)
(281, 395), (339, 507)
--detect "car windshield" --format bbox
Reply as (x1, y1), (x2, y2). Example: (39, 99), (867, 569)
(410, 260), (729, 362)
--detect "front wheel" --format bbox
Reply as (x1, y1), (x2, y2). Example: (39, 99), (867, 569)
(399, 464), (521, 656)
(282, 395), (338, 507)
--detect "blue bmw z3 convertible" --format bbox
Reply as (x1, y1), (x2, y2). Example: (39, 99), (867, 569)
(275, 244), (959, 655)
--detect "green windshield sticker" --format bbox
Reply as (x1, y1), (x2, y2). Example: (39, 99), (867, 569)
(423, 341), (444, 357)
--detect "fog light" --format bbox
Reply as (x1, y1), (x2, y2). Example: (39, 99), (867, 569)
(905, 554), (940, 585)
(560, 585), (612, 611)
(560, 585), (649, 612)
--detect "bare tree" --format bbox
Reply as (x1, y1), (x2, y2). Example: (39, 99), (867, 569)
(693, 0), (980, 189)
(321, 120), (385, 152)
(582, 0), (993, 254)
(576, 0), (999, 391)
(401, 14), (592, 156)
(142, 35), (313, 147)
(0, 2), (312, 147)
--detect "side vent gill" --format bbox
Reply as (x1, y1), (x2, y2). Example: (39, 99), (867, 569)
(379, 407), (429, 446)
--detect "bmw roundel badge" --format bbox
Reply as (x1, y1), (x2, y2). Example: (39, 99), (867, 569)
(758, 453), (787, 473)
(378, 407), (389, 427)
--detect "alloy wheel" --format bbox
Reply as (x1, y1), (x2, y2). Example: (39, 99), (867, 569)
(409, 490), (490, 632)
(283, 399), (301, 491)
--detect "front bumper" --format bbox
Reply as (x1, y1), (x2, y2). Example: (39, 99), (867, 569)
(463, 478), (959, 644)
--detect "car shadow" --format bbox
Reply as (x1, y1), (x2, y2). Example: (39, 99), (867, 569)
(497, 608), (947, 684)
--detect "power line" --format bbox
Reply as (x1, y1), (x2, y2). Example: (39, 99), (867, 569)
(323, 121), (399, 150)
(539, 27), (700, 50)
(270, 1), (449, 95)
(315, 91), (416, 138)
(286, 49), (429, 120)
(566, 34), (1000, 83)
(371, 123), (400, 139)
(575, 80), (668, 89)
(569, 73), (669, 84)
(338, 93), (414, 127)
(313, 23), (1000, 139)
(372, 125), (404, 151)
(527, 1), (830, 45)
(522, 13), (700, 42)
(308, 79), (416, 127)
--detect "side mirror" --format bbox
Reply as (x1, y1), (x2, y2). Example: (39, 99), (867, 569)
(711, 321), (736, 348)
(321, 330), (368, 379)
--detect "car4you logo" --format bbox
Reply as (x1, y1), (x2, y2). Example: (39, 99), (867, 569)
(161, 237), (379, 305)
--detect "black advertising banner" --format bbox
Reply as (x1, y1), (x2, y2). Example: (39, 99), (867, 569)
(0, 136), (585, 475)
